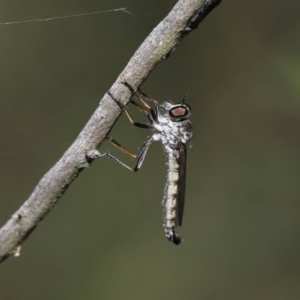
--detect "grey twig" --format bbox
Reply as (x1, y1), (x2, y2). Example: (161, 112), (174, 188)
(0, 0), (221, 263)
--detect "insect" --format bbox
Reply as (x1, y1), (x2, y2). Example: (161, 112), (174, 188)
(104, 84), (193, 245)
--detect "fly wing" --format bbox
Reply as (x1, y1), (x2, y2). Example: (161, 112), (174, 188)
(177, 143), (187, 227)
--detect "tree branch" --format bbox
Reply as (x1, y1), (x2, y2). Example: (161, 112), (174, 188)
(0, 0), (221, 263)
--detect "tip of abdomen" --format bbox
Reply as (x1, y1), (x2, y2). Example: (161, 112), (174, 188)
(165, 227), (182, 245)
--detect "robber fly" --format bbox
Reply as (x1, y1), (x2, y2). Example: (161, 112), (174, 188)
(104, 84), (193, 245)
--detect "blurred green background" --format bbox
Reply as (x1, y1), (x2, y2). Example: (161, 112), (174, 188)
(1, 0), (300, 299)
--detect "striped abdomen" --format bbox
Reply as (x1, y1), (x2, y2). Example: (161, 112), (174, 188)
(163, 149), (184, 245)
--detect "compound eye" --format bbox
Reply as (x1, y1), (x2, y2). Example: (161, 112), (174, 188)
(169, 104), (191, 119)
(169, 106), (187, 117)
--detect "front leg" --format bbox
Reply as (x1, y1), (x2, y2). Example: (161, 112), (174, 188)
(107, 90), (153, 130)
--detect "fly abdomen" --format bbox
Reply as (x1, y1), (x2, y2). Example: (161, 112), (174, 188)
(163, 153), (182, 245)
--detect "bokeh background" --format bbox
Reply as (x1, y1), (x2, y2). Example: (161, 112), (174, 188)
(1, 1), (300, 299)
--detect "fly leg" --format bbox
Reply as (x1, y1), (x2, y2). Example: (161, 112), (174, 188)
(121, 82), (160, 123)
(103, 90), (154, 171)
(101, 135), (155, 172)
(107, 90), (153, 129)
(101, 88), (156, 171)
(122, 81), (159, 108)
(122, 82), (158, 104)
